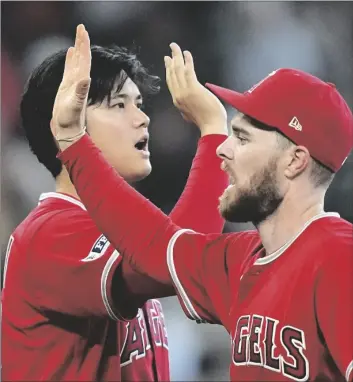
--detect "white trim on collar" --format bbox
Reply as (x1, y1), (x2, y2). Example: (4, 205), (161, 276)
(254, 212), (340, 265)
(39, 192), (86, 211)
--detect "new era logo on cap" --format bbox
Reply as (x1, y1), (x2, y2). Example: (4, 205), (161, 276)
(288, 116), (302, 131)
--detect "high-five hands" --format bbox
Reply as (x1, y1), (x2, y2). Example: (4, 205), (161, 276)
(51, 27), (228, 153)
(51, 24), (91, 150)
(165, 43), (228, 136)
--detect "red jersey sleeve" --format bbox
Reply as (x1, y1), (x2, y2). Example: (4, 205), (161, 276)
(165, 230), (230, 324)
(166, 229), (257, 325)
(315, 242), (353, 382)
(58, 135), (247, 325)
(168, 134), (227, 234)
(24, 208), (125, 320)
(59, 135), (227, 285)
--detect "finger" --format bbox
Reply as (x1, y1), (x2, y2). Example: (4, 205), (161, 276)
(62, 47), (75, 83)
(165, 55), (178, 99)
(164, 56), (177, 96)
(73, 25), (83, 71)
(165, 56), (174, 90)
(170, 42), (187, 89)
(183, 50), (197, 83)
(164, 56), (171, 67)
(164, 56), (173, 90)
(74, 27), (91, 114)
(78, 28), (91, 82)
(75, 78), (91, 103)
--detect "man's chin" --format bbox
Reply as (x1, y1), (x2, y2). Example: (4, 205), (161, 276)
(218, 192), (245, 222)
(220, 194), (283, 225)
(219, 190), (257, 223)
(219, 205), (251, 223)
(133, 165), (152, 182)
(122, 163), (152, 183)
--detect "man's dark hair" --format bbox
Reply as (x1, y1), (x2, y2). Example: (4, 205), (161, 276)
(245, 115), (334, 188)
(20, 45), (160, 178)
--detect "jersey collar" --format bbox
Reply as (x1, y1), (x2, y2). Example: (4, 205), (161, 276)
(39, 192), (86, 211)
(254, 212), (340, 265)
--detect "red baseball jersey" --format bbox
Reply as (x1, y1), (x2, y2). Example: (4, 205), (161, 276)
(58, 134), (353, 382)
(1, 193), (169, 381)
(168, 213), (353, 381)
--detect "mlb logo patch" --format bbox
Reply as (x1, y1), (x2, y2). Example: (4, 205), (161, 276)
(81, 234), (111, 262)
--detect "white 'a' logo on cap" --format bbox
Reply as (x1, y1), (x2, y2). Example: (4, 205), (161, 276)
(289, 116), (302, 131)
(247, 70), (277, 94)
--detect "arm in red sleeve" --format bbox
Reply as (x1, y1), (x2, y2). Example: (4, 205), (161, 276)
(315, 243), (353, 381)
(59, 134), (247, 325)
(23, 209), (126, 320)
(168, 134), (227, 233)
(58, 134), (181, 285)
(58, 134), (227, 286)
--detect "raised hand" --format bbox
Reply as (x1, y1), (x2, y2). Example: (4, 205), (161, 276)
(165, 43), (227, 136)
(51, 24), (91, 149)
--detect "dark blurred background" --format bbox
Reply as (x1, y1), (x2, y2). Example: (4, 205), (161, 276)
(1, 2), (353, 380)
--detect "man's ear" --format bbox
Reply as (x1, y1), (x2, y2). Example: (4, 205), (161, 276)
(284, 145), (310, 180)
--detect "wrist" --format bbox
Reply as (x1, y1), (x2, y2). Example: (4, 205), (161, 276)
(58, 140), (79, 151)
(57, 133), (86, 151)
(56, 127), (87, 151)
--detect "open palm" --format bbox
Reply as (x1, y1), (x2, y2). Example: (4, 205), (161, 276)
(164, 43), (227, 136)
(51, 24), (91, 141)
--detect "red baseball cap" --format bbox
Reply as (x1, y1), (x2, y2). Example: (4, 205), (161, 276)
(206, 68), (353, 172)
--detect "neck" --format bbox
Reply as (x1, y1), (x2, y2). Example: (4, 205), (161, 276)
(55, 169), (81, 201)
(256, 187), (326, 255)
(55, 168), (135, 201)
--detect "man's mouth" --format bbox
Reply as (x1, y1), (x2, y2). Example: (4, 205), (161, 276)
(221, 161), (235, 186)
(221, 162), (235, 185)
(135, 135), (149, 151)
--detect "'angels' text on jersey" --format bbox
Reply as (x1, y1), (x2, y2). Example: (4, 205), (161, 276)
(232, 314), (309, 381)
(121, 300), (168, 367)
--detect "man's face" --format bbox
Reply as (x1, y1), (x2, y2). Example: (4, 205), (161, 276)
(217, 113), (285, 225)
(86, 77), (151, 182)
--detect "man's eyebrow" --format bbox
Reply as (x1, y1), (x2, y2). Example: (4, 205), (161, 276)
(115, 93), (143, 101)
(231, 125), (251, 136)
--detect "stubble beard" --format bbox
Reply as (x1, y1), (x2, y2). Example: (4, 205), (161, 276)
(219, 158), (284, 226)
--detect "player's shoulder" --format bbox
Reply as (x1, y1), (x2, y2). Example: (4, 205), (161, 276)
(201, 229), (260, 253)
(224, 230), (261, 270)
(12, 192), (90, 246)
(309, 214), (352, 268)
(312, 214), (352, 250)
(231, 229), (261, 248)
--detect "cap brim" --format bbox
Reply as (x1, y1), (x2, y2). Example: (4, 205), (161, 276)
(205, 83), (251, 116)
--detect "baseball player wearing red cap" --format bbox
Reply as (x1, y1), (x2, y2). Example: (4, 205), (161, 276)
(54, 31), (353, 382)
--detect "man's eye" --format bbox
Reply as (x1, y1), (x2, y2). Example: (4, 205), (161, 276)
(232, 128), (249, 144)
(137, 103), (144, 110)
(110, 102), (124, 109)
(233, 133), (247, 144)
